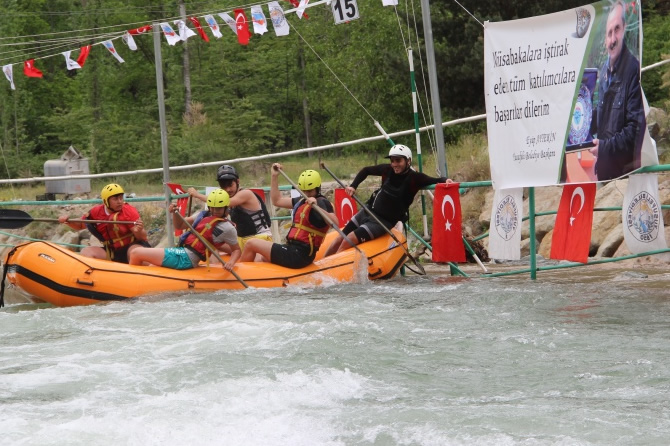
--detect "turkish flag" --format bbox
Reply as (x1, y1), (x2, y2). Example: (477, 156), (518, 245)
(166, 183), (190, 236)
(248, 188), (266, 201)
(188, 16), (210, 42)
(334, 188), (357, 228)
(23, 59), (43, 78)
(234, 9), (251, 45)
(129, 24), (152, 35)
(550, 183), (596, 263)
(285, 0), (309, 18)
(77, 46), (91, 67)
(431, 183), (465, 263)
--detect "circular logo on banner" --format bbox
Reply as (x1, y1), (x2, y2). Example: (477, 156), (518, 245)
(494, 195), (519, 241)
(270, 7), (286, 27)
(626, 191), (660, 243)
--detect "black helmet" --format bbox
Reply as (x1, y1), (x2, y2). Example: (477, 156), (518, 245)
(217, 165), (238, 181)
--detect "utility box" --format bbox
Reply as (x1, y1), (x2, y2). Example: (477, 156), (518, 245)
(44, 146), (91, 195)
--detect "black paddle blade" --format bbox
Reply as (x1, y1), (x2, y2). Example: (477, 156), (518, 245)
(0, 209), (33, 229)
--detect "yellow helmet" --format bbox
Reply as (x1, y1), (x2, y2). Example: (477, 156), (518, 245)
(101, 183), (124, 207)
(207, 188), (230, 208)
(298, 169), (321, 190)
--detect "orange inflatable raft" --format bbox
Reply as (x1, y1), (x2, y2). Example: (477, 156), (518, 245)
(1, 229), (407, 307)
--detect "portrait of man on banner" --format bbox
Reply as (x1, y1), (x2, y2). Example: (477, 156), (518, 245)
(562, 0), (646, 183)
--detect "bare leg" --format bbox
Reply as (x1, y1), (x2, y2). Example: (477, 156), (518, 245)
(336, 232), (360, 254)
(323, 235), (343, 257)
(240, 239), (274, 262)
(80, 246), (108, 259)
(128, 247), (165, 266)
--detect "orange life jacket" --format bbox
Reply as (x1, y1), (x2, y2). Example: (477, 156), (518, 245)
(286, 199), (329, 256)
(87, 204), (138, 256)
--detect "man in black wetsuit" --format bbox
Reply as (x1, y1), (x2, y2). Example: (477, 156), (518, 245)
(324, 144), (452, 256)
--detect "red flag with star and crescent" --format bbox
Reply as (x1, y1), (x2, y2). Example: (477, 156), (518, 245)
(550, 183), (596, 263)
(23, 59), (43, 78)
(166, 183), (190, 236)
(334, 188), (358, 228)
(431, 183), (465, 263)
(234, 9), (251, 45)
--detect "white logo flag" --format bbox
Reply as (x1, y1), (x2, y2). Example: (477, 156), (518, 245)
(2, 64), (15, 90)
(218, 13), (238, 35)
(160, 22), (181, 45)
(251, 5), (268, 35)
(102, 40), (125, 63)
(296, 0), (310, 19)
(174, 19), (197, 41)
(268, 2), (290, 37)
(122, 32), (138, 51)
(622, 174), (667, 254)
(204, 14), (223, 38)
(62, 51), (82, 70)
(382, 0), (399, 5)
(488, 188), (524, 260)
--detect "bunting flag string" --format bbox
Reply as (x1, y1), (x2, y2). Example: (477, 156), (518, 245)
(0, 0), (338, 90)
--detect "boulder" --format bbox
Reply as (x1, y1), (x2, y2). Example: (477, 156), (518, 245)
(596, 225), (624, 257)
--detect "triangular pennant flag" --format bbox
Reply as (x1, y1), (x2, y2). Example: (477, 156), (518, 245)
(285, 0), (309, 19)
(550, 183), (596, 263)
(234, 9), (251, 45)
(62, 51), (81, 70)
(334, 188), (358, 228)
(2, 64), (15, 90)
(188, 16), (210, 42)
(488, 188), (523, 260)
(128, 24), (152, 35)
(203, 15), (223, 38)
(251, 5), (268, 35)
(166, 183), (189, 237)
(432, 183), (466, 263)
(77, 45), (91, 67)
(218, 13), (238, 35)
(122, 32), (138, 51)
(160, 22), (181, 46)
(382, 0), (399, 5)
(173, 19), (197, 41)
(268, 2), (290, 37)
(296, 0), (310, 19)
(622, 174), (667, 254)
(102, 40), (124, 63)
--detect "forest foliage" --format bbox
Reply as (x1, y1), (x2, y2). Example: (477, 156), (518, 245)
(0, 0), (668, 180)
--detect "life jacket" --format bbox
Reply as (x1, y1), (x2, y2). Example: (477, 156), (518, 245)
(286, 198), (329, 256)
(369, 171), (413, 223)
(178, 211), (228, 261)
(86, 204), (138, 260)
(229, 191), (272, 237)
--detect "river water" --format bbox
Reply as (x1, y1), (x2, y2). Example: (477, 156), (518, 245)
(2, 265), (670, 446)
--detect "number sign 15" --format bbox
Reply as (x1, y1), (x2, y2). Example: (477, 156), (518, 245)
(331, 0), (360, 25)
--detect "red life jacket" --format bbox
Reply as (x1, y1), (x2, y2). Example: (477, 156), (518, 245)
(86, 204), (138, 252)
(181, 215), (227, 260)
(286, 199), (329, 256)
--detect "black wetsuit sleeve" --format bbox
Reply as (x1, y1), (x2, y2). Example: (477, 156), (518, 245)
(350, 164), (389, 189)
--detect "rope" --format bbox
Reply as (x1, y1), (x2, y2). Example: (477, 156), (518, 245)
(452, 0), (484, 27)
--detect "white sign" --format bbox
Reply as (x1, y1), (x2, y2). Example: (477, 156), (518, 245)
(331, 0), (359, 25)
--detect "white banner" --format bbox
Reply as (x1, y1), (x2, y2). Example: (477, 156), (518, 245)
(484, 1), (656, 189)
(488, 188), (524, 260)
(622, 174), (667, 254)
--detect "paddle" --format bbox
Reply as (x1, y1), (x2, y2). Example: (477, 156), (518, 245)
(276, 166), (366, 256)
(172, 211), (249, 289)
(320, 162), (427, 275)
(0, 208), (137, 230)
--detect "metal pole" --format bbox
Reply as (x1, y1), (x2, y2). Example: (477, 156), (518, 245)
(420, 0), (448, 177)
(153, 23), (174, 245)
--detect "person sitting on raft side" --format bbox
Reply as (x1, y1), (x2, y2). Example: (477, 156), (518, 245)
(324, 144), (453, 256)
(58, 183), (150, 263)
(129, 189), (240, 271)
(239, 164), (337, 269)
(187, 164), (273, 251)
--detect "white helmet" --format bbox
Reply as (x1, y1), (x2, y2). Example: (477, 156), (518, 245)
(386, 144), (412, 161)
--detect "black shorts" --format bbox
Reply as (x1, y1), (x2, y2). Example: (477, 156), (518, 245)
(342, 211), (395, 244)
(270, 242), (315, 269)
(111, 240), (151, 263)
